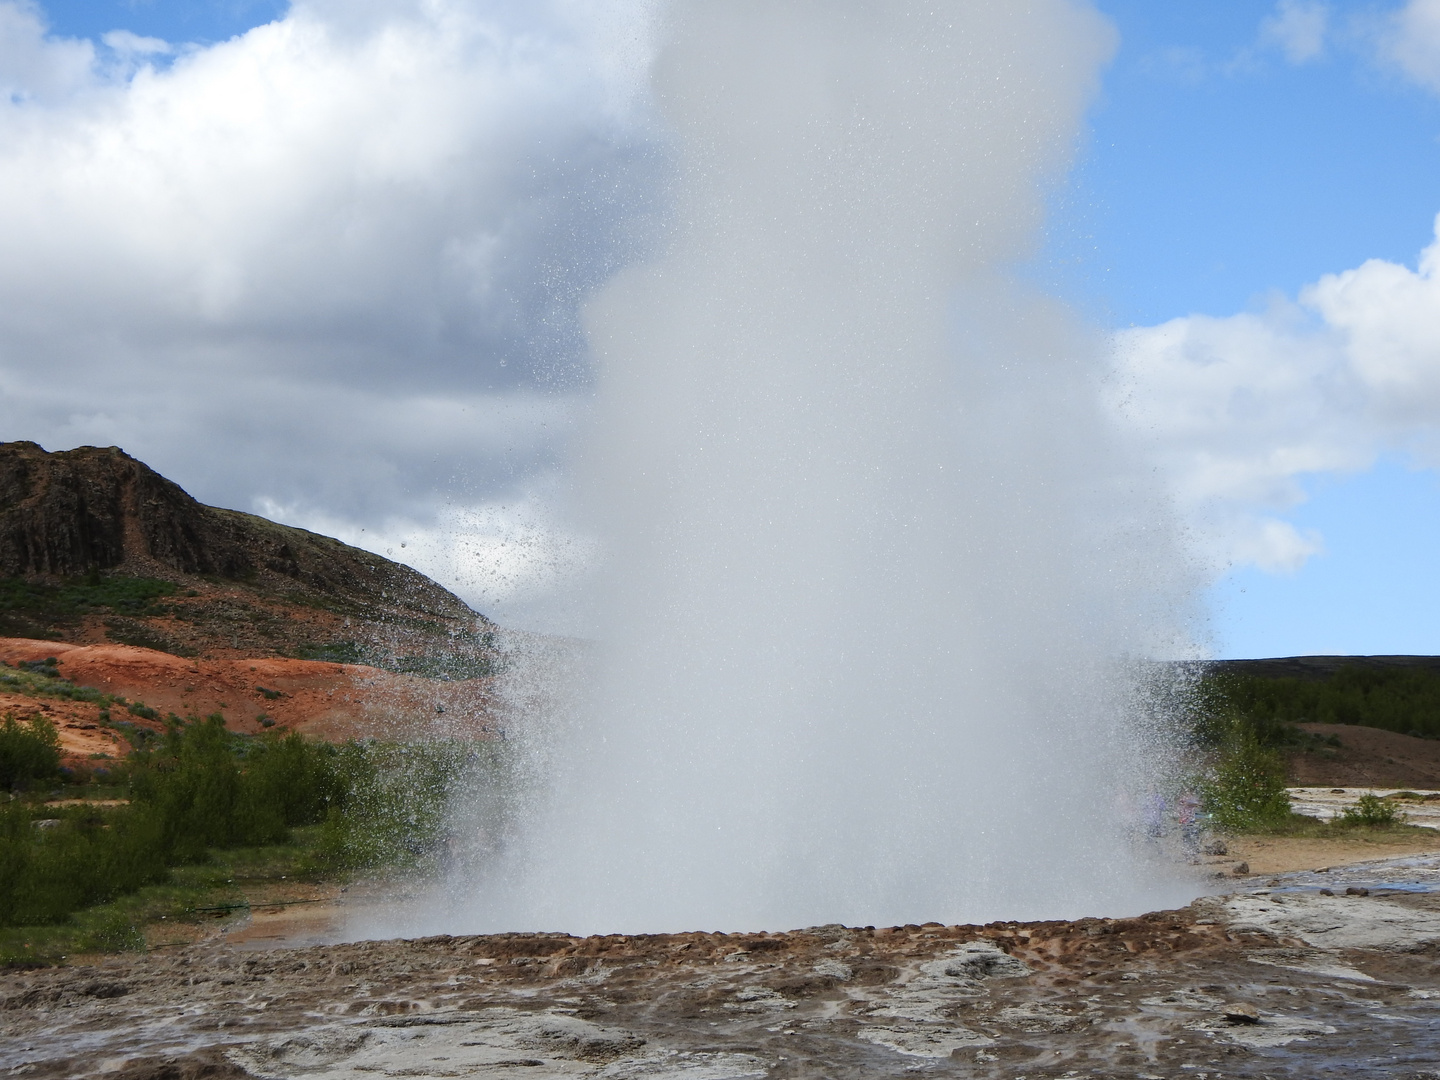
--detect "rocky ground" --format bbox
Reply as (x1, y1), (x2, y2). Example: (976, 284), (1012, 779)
(7, 858), (1440, 1080)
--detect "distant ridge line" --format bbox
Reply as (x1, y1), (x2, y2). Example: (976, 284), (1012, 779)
(1209, 655), (1440, 681)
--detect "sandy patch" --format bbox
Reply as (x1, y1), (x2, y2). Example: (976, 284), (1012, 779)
(1224, 832), (1440, 875)
(0, 690), (129, 764)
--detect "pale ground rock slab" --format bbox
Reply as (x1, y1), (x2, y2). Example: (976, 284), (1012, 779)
(9, 870), (1440, 1078)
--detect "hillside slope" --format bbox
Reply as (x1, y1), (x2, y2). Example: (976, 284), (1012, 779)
(1286, 722), (1440, 788)
(0, 638), (500, 762)
(0, 441), (494, 674)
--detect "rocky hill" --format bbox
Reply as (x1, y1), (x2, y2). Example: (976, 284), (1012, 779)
(0, 441), (495, 676)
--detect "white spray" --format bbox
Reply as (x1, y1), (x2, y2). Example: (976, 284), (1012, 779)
(439, 0), (1202, 935)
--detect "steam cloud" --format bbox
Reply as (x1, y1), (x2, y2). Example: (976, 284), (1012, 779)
(435, 0), (1202, 935)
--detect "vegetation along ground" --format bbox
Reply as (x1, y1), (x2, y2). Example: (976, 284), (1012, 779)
(0, 708), (498, 966)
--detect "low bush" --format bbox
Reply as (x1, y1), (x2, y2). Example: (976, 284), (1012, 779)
(1201, 722), (1293, 831)
(1339, 792), (1403, 827)
(0, 801), (168, 926)
(0, 717), (342, 927)
(317, 740), (468, 870)
(126, 716), (340, 862)
(0, 714), (61, 790)
(0, 717), (487, 932)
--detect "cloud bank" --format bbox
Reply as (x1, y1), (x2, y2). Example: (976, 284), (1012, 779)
(1387, 0), (1440, 90)
(0, 0), (657, 624)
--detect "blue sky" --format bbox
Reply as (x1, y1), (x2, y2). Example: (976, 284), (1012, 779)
(1116, 3), (1437, 658)
(38, 0), (286, 44)
(11, 0), (1440, 658)
(1071, 3), (1440, 327)
(1057, 1), (1440, 658)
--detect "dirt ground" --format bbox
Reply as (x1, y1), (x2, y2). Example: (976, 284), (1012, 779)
(0, 637), (500, 762)
(7, 861), (1440, 1080)
(1225, 831), (1440, 875)
(1288, 722), (1440, 787)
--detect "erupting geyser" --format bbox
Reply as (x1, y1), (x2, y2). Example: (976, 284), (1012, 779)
(450, 0), (1201, 934)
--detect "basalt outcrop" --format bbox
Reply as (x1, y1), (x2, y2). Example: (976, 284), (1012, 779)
(0, 441), (494, 672)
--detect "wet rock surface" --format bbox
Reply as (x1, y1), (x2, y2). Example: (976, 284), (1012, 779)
(6, 888), (1440, 1079)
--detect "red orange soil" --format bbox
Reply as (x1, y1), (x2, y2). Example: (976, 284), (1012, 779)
(0, 637), (499, 764)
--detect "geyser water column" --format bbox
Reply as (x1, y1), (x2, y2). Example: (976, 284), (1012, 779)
(480, 0), (1198, 933)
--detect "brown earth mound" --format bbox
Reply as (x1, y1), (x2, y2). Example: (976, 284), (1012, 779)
(0, 637), (499, 764)
(1286, 721), (1440, 787)
(0, 441), (496, 674)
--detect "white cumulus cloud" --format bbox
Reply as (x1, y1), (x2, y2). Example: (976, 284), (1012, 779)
(1385, 0), (1440, 91)
(1260, 0), (1330, 64)
(1113, 214), (1440, 574)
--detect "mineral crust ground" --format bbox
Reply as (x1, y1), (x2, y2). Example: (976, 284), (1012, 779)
(7, 859), (1440, 1079)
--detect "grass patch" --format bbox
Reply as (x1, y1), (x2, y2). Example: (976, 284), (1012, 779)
(0, 826), (325, 966)
(1237, 813), (1438, 841)
(0, 575), (176, 634)
(290, 640), (367, 665)
(101, 618), (197, 657)
(0, 659), (114, 706)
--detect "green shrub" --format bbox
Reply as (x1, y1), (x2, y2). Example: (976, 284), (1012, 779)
(0, 719), (348, 929)
(1338, 792), (1402, 827)
(0, 802), (168, 926)
(242, 729), (340, 831)
(1201, 726), (1293, 831)
(0, 714), (61, 790)
(129, 716), (291, 859)
(0, 717), (496, 933)
(318, 740), (467, 870)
